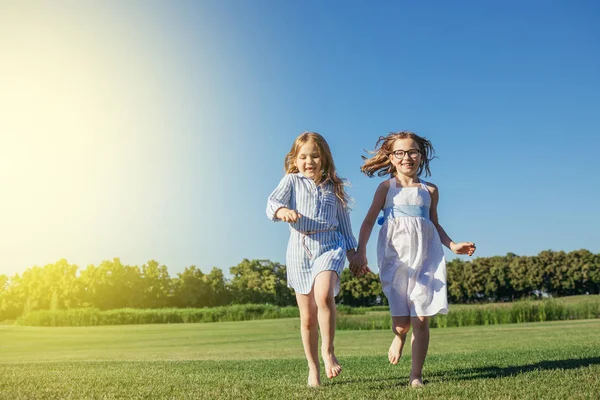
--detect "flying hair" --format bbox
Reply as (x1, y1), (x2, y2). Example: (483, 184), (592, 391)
(360, 131), (436, 178)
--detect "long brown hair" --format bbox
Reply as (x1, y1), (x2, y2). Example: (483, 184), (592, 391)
(284, 131), (350, 207)
(361, 131), (435, 178)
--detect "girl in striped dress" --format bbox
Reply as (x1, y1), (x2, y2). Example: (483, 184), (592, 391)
(266, 131), (357, 387)
(351, 131), (475, 388)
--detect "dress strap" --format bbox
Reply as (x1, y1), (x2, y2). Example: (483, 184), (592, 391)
(389, 177), (396, 189)
(419, 179), (428, 190)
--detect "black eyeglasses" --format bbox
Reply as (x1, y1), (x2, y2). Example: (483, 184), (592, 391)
(391, 149), (420, 159)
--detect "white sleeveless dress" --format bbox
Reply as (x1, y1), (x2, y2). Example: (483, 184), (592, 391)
(377, 178), (448, 317)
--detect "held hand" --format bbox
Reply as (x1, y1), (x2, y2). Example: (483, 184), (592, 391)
(349, 252), (371, 277)
(451, 242), (476, 256)
(350, 263), (372, 277)
(276, 208), (302, 223)
(350, 252), (368, 269)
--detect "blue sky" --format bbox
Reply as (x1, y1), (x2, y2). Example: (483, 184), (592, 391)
(1, 1), (599, 278)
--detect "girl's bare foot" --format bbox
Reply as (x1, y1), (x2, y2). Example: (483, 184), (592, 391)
(322, 352), (342, 378)
(307, 368), (321, 387)
(409, 376), (424, 388)
(388, 334), (406, 365)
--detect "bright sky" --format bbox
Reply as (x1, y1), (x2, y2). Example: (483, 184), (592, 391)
(1, 1), (599, 278)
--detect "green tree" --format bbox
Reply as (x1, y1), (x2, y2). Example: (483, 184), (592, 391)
(45, 259), (80, 310)
(0, 274), (14, 321)
(591, 253), (600, 294)
(461, 258), (487, 302)
(484, 255), (513, 301)
(0, 260), (79, 317)
(338, 269), (384, 307)
(78, 258), (142, 310)
(19, 266), (47, 312)
(202, 267), (231, 306)
(541, 250), (570, 297)
(565, 249), (596, 295)
(0, 273), (26, 320)
(139, 260), (172, 308)
(171, 266), (213, 308)
(447, 258), (467, 303)
(0, 275), (7, 292)
(509, 255), (536, 299)
(229, 259), (294, 305)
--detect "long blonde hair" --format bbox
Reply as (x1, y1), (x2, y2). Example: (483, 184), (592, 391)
(284, 132), (350, 207)
(361, 131), (435, 178)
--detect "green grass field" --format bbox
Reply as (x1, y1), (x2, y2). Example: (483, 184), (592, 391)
(1, 318), (599, 399)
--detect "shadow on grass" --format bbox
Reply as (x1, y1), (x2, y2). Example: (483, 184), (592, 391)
(328, 377), (409, 389)
(430, 357), (600, 381)
(329, 357), (600, 389)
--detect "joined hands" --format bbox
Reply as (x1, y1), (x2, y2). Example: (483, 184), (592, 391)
(349, 251), (372, 277)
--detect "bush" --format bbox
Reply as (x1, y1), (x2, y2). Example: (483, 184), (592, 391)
(16, 304), (301, 327)
(15, 297), (600, 328)
(338, 298), (600, 330)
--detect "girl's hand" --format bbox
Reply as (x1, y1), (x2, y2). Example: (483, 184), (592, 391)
(349, 252), (371, 277)
(451, 242), (476, 256)
(350, 263), (372, 277)
(346, 248), (356, 263)
(276, 208), (302, 223)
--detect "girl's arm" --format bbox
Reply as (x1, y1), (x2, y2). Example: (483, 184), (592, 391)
(429, 183), (476, 256)
(266, 175), (300, 222)
(336, 199), (359, 261)
(352, 181), (389, 268)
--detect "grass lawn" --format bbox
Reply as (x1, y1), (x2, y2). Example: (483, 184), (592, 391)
(1, 318), (599, 399)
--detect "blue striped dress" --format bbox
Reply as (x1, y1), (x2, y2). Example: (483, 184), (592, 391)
(266, 173), (358, 295)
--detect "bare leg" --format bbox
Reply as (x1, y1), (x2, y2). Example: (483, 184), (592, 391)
(388, 316), (410, 365)
(296, 292), (320, 387)
(313, 271), (341, 379)
(409, 316), (429, 387)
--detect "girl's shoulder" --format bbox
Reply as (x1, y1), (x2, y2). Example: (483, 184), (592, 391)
(420, 180), (438, 196)
(420, 180), (437, 190)
(373, 179), (392, 197)
(377, 179), (392, 190)
(281, 172), (301, 183)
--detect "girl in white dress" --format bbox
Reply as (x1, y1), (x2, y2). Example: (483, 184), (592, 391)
(350, 131), (475, 388)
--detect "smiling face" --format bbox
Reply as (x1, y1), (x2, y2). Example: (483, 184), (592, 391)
(295, 140), (323, 182)
(389, 138), (422, 177)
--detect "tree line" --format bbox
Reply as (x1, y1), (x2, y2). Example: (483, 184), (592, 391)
(1, 249), (598, 320)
